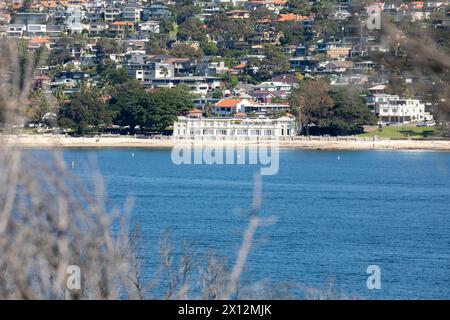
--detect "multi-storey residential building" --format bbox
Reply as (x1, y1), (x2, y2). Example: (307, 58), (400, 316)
(139, 20), (160, 34)
(142, 4), (171, 21)
(103, 7), (122, 22)
(46, 25), (63, 38)
(124, 53), (175, 82)
(369, 94), (434, 124)
(109, 21), (134, 38)
(6, 23), (26, 37)
(89, 22), (108, 35)
(150, 76), (222, 97)
(123, 6), (142, 22)
(214, 99), (255, 116)
(196, 60), (228, 76)
(26, 24), (47, 36)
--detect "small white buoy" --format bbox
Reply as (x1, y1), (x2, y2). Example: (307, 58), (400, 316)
(71, 160), (75, 168)
(131, 153), (135, 157)
(337, 156), (340, 160)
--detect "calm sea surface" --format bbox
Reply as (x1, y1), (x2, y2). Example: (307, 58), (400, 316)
(34, 148), (450, 299)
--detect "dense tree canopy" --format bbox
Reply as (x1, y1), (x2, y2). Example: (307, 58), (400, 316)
(326, 87), (378, 135)
(109, 82), (193, 133)
(290, 80), (377, 135)
(170, 43), (204, 59)
(284, 0), (312, 16)
(58, 89), (112, 134)
(253, 45), (290, 80)
(279, 21), (305, 45)
(290, 79), (334, 134)
(170, 0), (202, 24)
(178, 18), (207, 42)
(27, 90), (58, 126)
(96, 38), (123, 57)
(48, 36), (74, 66)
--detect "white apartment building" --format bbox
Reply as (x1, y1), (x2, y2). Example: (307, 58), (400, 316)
(150, 76), (222, 97)
(123, 6), (143, 22)
(139, 21), (160, 34)
(254, 81), (296, 92)
(103, 8), (122, 22)
(173, 116), (297, 139)
(371, 94), (433, 123)
(7, 24), (26, 37)
(26, 24), (47, 36)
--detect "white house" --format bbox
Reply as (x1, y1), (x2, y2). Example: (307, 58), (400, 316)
(371, 94), (434, 123)
(214, 98), (254, 116)
(7, 24), (26, 37)
(254, 81), (295, 92)
(173, 116), (297, 139)
(139, 21), (160, 34)
(26, 24), (47, 37)
(123, 6), (143, 22)
(150, 76), (222, 97)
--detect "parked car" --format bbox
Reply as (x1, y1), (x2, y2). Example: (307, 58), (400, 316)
(417, 121), (436, 127)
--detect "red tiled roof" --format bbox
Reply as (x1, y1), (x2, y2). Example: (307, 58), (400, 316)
(111, 21), (134, 26)
(29, 37), (49, 44)
(278, 13), (306, 22)
(232, 63), (247, 70)
(215, 99), (242, 108)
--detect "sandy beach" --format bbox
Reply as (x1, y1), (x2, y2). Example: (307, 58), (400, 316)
(2, 134), (450, 151)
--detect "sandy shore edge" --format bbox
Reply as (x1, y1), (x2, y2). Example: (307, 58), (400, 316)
(2, 135), (450, 151)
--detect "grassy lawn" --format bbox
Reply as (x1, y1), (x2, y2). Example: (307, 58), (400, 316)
(359, 125), (444, 139)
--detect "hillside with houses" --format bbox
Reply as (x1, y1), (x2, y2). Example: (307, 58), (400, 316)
(0, 0), (449, 137)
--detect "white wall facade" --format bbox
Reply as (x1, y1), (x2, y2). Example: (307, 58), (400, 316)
(173, 116), (297, 139)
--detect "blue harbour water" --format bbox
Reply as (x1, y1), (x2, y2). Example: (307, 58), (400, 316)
(36, 148), (450, 299)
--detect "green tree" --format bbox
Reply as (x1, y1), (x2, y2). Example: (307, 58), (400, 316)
(255, 45), (290, 80)
(101, 68), (132, 86)
(312, 0), (335, 17)
(206, 13), (251, 41)
(144, 86), (194, 132)
(313, 19), (339, 41)
(170, 1), (202, 24)
(48, 35), (73, 66)
(58, 89), (112, 134)
(211, 88), (223, 99)
(289, 79), (334, 135)
(200, 41), (218, 56)
(108, 82), (149, 134)
(278, 21), (305, 45)
(327, 88), (377, 135)
(284, 0), (312, 16)
(170, 43), (204, 59)
(27, 91), (58, 126)
(145, 34), (168, 55)
(96, 38), (121, 57)
(178, 18), (207, 42)
(109, 83), (193, 134)
(223, 74), (238, 89)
